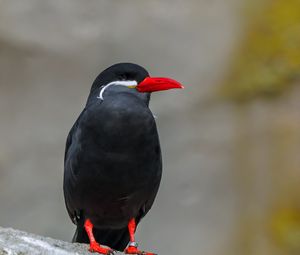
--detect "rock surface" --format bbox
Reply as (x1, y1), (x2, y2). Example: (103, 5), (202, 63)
(0, 227), (123, 255)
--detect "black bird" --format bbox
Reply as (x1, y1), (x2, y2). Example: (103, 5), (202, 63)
(63, 63), (183, 254)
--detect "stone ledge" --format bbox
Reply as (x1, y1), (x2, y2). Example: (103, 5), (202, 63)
(0, 227), (124, 255)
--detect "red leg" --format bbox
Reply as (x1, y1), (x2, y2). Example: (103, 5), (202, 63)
(124, 218), (157, 255)
(84, 219), (114, 254)
(128, 218), (136, 243)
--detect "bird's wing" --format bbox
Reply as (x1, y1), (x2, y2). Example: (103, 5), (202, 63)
(63, 108), (86, 224)
(136, 167), (162, 225)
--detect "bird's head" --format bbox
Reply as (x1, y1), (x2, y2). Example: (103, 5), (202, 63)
(90, 63), (184, 102)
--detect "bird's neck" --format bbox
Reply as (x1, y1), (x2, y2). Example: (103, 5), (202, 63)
(85, 89), (101, 107)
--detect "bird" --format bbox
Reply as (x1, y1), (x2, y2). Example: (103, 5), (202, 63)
(63, 63), (183, 255)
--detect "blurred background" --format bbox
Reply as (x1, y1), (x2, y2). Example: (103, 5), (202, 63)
(1, 0), (300, 254)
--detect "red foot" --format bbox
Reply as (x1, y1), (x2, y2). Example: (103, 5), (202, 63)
(124, 246), (157, 255)
(89, 241), (114, 254)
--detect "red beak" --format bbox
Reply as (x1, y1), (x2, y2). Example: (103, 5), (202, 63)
(136, 77), (184, 93)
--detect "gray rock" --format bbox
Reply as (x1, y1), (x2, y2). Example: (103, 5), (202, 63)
(0, 227), (123, 255)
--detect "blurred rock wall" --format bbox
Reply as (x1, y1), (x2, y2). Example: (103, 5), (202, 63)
(220, 1), (300, 254)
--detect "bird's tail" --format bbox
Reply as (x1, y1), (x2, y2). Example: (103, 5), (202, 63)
(72, 224), (130, 252)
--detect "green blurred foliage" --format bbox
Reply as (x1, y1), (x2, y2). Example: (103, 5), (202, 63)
(270, 207), (300, 252)
(221, 0), (300, 102)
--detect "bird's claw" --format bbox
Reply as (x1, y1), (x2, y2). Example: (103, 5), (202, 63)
(89, 241), (115, 254)
(124, 246), (157, 255)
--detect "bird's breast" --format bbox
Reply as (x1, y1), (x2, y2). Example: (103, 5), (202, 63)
(76, 94), (161, 186)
